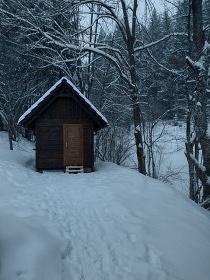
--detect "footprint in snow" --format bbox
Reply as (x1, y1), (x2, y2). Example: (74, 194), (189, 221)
(129, 233), (137, 243)
(146, 246), (162, 269)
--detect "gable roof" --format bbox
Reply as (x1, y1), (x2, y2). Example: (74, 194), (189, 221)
(18, 77), (108, 130)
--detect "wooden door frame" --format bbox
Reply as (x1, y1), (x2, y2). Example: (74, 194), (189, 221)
(63, 124), (83, 166)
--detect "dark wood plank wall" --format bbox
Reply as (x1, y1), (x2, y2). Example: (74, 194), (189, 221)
(36, 95), (94, 170)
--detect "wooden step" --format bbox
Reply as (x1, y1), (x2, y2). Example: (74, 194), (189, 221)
(65, 165), (84, 173)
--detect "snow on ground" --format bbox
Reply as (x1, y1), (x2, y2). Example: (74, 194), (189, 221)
(0, 131), (210, 280)
(125, 122), (189, 194)
(153, 123), (189, 194)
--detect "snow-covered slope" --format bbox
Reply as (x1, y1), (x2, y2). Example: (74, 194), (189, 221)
(0, 131), (210, 280)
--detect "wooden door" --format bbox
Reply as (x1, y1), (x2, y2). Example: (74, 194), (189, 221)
(63, 124), (83, 166)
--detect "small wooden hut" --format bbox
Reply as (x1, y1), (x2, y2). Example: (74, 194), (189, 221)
(18, 77), (108, 172)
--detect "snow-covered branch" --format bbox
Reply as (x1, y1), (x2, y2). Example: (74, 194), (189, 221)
(134, 33), (187, 52)
(186, 56), (207, 80)
(73, 0), (127, 42)
(187, 153), (208, 186)
(147, 49), (186, 76)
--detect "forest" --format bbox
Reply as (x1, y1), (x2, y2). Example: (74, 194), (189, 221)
(0, 0), (210, 209)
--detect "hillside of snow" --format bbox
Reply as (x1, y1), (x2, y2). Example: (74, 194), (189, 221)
(0, 131), (210, 280)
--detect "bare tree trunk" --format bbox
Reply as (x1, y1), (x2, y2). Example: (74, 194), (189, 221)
(192, 0), (210, 201)
(8, 132), (13, 150)
(129, 52), (146, 175)
(8, 120), (14, 151)
(186, 0), (210, 205)
(132, 96), (146, 175)
(192, 0), (205, 53)
(122, 0), (146, 175)
(185, 110), (194, 199)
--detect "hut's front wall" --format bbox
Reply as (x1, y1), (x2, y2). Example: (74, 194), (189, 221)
(35, 95), (94, 170)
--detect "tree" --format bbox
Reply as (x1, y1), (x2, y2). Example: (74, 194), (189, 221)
(72, 0), (186, 174)
(185, 0), (210, 208)
(0, 0), (83, 148)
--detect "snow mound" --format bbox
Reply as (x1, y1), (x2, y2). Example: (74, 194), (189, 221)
(0, 132), (210, 280)
(0, 214), (66, 280)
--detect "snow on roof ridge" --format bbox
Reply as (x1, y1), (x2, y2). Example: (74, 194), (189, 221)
(62, 77), (108, 124)
(18, 77), (108, 125)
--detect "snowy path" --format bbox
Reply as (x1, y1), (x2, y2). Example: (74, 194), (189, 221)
(38, 171), (149, 280)
(6, 165), (172, 280)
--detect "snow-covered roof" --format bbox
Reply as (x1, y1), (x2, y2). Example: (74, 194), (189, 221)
(18, 77), (108, 127)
